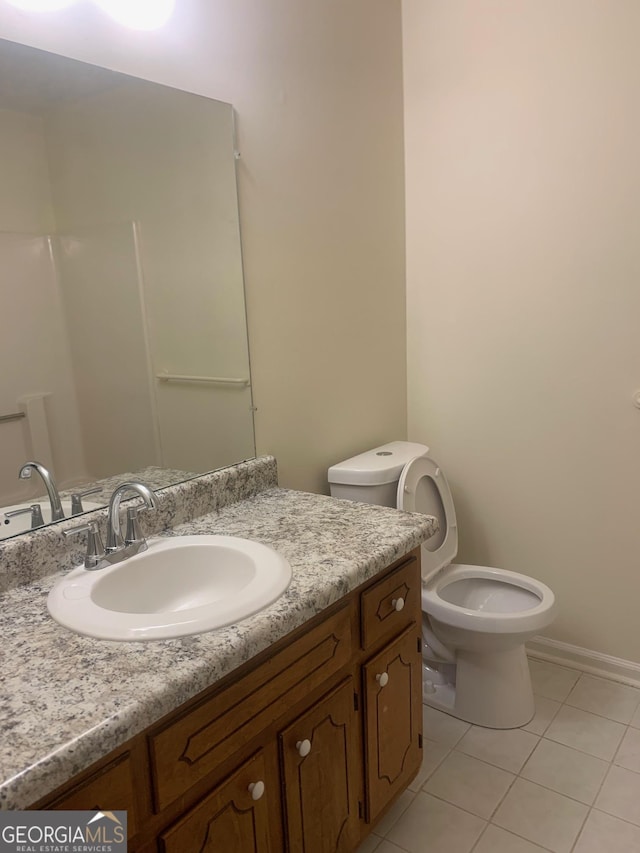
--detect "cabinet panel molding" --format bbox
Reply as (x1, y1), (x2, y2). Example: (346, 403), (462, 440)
(151, 604), (352, 811)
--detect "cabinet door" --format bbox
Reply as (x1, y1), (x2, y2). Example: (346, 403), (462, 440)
(363, 624), (422, 823)
(42, 753), (139, 839)
(159, 749), (277, 853)
(280, 678), (360, 853)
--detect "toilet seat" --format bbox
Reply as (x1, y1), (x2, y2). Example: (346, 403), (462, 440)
(423, 563), (556, 634)
(397, 454), (458, 579)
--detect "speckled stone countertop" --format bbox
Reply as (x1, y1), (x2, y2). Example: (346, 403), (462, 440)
(0, 462), (436, 811)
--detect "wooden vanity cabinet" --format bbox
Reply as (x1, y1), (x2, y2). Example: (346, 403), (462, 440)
(35, 549), (423, 852)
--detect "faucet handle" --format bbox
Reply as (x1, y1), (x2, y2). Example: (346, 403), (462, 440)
(63, 520), (105, 569)
(4, 504), (45, 529)
(70, 487), (102, 515)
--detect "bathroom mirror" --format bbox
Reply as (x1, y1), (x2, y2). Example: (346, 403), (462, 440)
(0, 38), (255, 541)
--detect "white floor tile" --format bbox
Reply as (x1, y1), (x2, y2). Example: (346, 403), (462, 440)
(386, 792), (486, 853)
(573, 809), (640, 853)
(380, 672), (640, 853)
(595, 764), (640, 826)
(545, 704), (626, 761)
(357, 834), (383, 853)
(520, 738), (609, 804)
(424, 750), (514, 818)
(614, 726), (640, 773)
(456, 724), (539, 773)
(528, 659), (580, 702)
(422, 706), (470, 748)
(371, 841), (406, 853)
(492, 778), (588, 853)
(566, 674), (640, 724)
(373, 789), (416, 837)
(407, 738), (450, 792)
(522, 694), (562, 736)
(473, 824), (551, 853)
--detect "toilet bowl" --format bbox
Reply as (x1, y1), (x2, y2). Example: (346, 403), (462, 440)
(328, 441), (556, 729)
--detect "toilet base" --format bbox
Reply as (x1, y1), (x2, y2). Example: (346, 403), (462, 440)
(423, 645), (535, 729)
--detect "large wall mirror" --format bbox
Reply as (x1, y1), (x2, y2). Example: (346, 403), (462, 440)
(0, 38), (255, 541)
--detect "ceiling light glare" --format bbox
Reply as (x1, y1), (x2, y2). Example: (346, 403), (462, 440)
(94, 0), (175, 30)
(5, 0), (78, 10)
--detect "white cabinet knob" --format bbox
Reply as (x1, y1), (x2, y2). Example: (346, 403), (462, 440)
(376, 672), (389, 688)
(248, 781), (265, 801)
(296, 739), (312, 757)
(391, 597), (405, 612)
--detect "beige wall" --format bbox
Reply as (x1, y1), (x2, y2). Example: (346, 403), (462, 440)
(0, 0), (408, 495)
(404, 1), (640, 662)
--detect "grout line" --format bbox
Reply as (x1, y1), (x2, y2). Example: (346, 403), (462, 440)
(412, 667), (640, 852)
(487, 763), (519, 822)
(567, 805), (590, 853)
(482, 820), (556, 852)
(591, 806), (640, 830)
(538, 724), (626, 764)
(562, 697), (640, 726)
(469, 823), (491, 852)
(373, 788), (418, 840)
(445, 742), (598, 811)
(419, 737), (451, 781)
(418, 788), (490, 822)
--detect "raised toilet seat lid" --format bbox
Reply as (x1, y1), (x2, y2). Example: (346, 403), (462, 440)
(397, 454), (458, 580)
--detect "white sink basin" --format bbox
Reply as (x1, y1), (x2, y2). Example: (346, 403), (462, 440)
(47, 535), (292, 641)
(0, 499), (103, 539)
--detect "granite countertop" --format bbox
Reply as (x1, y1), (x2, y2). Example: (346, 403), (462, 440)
(0, 486), (436, 810)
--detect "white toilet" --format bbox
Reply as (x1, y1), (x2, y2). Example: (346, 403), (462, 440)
(328, 441), (556, 729)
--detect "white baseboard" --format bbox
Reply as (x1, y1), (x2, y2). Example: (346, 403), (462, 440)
(527, 635), (640, 690)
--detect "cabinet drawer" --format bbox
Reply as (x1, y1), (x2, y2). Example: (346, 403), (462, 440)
(150, 604), (352, 811)
(361, 554), (420, 650)
(159, 750), (275, 853)
(42, 753), (138, 838)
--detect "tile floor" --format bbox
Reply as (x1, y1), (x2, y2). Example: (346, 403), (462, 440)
(358, 659), (640, 853)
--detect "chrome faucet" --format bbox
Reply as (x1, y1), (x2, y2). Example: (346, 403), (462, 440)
(65, 481), (158, 570)
(19, 461), (64, 521)
(105, 481), (158, 553)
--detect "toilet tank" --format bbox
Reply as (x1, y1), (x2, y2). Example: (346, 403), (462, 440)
(328, 441), (429, 507)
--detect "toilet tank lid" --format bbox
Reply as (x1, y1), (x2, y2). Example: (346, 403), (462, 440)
(328, 441), (430, 486)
